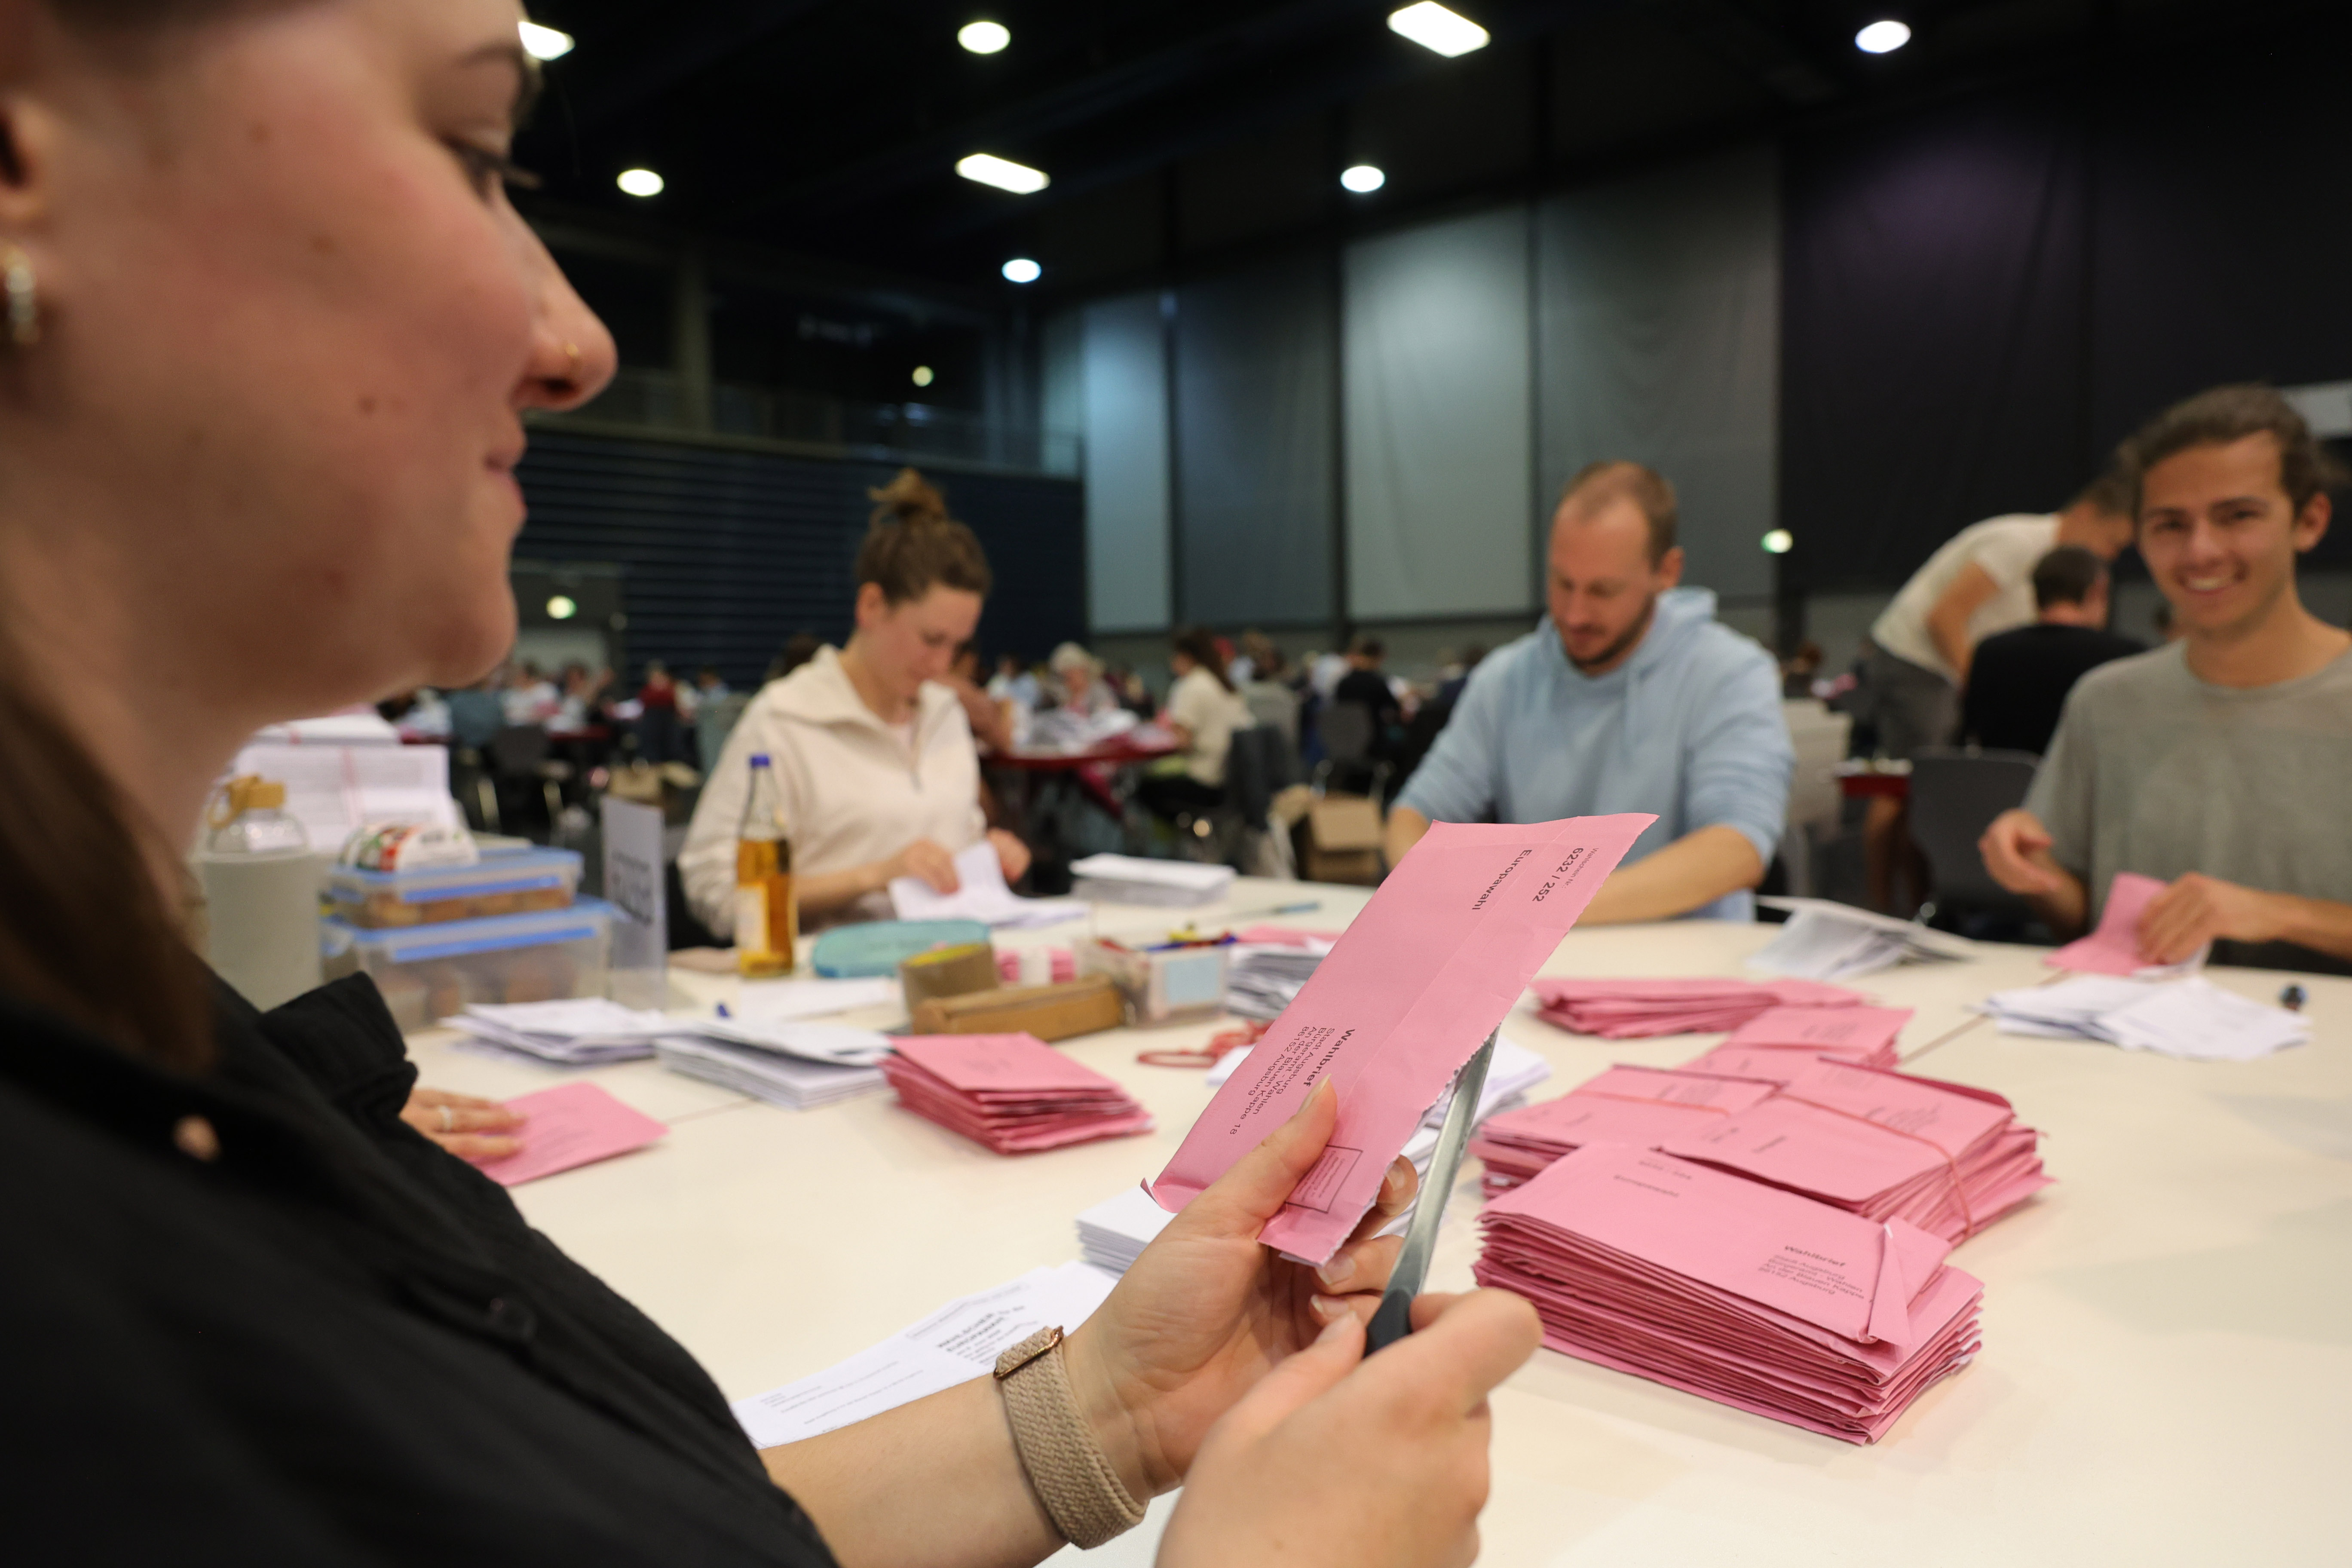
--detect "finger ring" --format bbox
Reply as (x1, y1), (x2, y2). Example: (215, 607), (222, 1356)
(438, 1104), (455, 1133)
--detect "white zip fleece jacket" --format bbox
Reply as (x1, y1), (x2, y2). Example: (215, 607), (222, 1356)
(677, 646), (986, 934)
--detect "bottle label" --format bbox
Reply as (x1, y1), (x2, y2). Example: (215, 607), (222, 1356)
(735, 885), (770, 956)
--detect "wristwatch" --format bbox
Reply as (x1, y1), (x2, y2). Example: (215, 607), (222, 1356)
(993, 1326), (1149, 1548)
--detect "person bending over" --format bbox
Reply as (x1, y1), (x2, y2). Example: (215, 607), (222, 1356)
(1959, 545), (2144, 756)
(1387, 461), (1792, 921)
(1981, 385), (2352, 974)
(679, 469), (1030, 928)
(0, 3), (1538, 1561)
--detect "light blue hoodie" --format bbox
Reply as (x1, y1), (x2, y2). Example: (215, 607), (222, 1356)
(1396, 587), (1792, 921)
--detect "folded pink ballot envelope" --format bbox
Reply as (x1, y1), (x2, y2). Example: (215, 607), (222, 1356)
(2047, 871), (2170, 975)
(469, 1082), (668, 1187)
(1150, 814), (1652, 1263)
(1721, 1004), (1912, 1055)
(888, 1032), (1127, 1093)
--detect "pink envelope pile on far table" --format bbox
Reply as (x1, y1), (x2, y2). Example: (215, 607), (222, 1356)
(1686, 1001), (1912, 1072)
(882, 1034), (1152, 1154)
(1530, 976), (1865, 1038)
(1475, 1142), (1985, 1443)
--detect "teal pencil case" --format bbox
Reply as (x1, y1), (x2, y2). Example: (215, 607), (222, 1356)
(809, 919), (995, 978)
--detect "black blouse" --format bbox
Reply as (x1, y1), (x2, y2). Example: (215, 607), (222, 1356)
(0, 974), (836, 1565)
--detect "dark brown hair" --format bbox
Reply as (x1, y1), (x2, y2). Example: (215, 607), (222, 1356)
(2129, 383), (2349, 518)
(2031, 544), (2107, 609)
(1559, 460), (1678, 564)
(0, 659), (214, 1069)
(1171, 626), (1233, 692)
(858, 468), (992, 603)
(2068, 457), (2138, 520)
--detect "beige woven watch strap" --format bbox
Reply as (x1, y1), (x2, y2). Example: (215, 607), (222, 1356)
(993, 1326), (1148, 1549)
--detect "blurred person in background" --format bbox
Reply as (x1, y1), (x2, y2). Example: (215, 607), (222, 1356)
(1140, 625), (1253, 821)
(1960, 545), (2143, 756)
(766, 630), (823, 684)
(948, 640), (1014, 755)
(1048, 640), (1118, 717)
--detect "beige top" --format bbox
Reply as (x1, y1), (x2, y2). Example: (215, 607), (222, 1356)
(677, 646), (986, 932)
(1870, 513), (2057, 681)
(1166, 667), (1250, 787)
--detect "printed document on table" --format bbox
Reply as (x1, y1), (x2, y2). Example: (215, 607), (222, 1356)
(731, 1262), (1117, 1447)
(888, 840), (1087, 929)
(1151, 815), (1651, 1265)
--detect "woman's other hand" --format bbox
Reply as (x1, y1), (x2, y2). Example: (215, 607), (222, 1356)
(987, 828), (1032, 886)
(398, 1087), (523, 1161)
(1062, 1078), (1433, 1498)
(1158, 1291), (1540, 1568)
(888, 838), (961, 893)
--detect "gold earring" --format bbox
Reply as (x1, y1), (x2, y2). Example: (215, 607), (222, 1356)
(2, 243), (37, 347)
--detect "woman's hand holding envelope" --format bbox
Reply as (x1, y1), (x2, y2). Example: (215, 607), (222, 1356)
(1061, 1076), (1542, 1555)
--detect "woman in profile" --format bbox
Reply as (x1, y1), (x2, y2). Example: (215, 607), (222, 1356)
(0, 1), (1535, 1562)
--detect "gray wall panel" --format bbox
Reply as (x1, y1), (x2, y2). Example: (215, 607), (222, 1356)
(1080, 294), (1173, 631)
(1173, 254), (1337, 627)
(1537, 144), (1781, 602)
(1344, 208), (1534, 620)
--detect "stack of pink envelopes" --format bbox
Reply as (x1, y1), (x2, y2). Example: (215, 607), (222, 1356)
(1475, 1142), (1984, 1443)
(882, 1033), (1153, 1154)
(1531, 977), (1865, 1038)
(1679, 1003), (1911, 1075)
(1468, 1066), (1778, 1198)
(1653, 1058), (2050, 1243)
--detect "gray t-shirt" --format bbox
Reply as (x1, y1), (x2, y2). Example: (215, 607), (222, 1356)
(2025, 641), (2352, 974)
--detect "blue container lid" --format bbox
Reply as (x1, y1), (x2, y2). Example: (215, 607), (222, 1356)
(328, 897), (612, 964)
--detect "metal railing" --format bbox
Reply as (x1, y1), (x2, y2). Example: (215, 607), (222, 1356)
(549, 367), (1082, 475)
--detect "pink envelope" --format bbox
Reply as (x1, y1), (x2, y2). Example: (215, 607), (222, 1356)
(1152, 814), (1653, 1263)
(889, 1033), (1124, 1094)
(469, 1082), (667, 1187)
(2046, 871), (2169, 974)
(1721, 1005), (1912, 1054)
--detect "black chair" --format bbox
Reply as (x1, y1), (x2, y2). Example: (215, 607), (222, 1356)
(1908, 747), (2041, 934)
(487, 725), (568, 838)
(1312, 702), (1391, 801)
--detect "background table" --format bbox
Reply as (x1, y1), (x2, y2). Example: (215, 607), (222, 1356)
(405, 879), (2352, 1566)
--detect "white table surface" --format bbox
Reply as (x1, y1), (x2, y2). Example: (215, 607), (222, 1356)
(404, 879), (2352, 1567)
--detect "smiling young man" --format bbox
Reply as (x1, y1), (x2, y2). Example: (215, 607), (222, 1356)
(1979, 385), (2352, 974)
(1385, 461), (1793, 922)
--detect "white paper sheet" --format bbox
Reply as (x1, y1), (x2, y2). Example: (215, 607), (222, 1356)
(731, 1262), (1118, 1447)
(888, 840), (1087, 929)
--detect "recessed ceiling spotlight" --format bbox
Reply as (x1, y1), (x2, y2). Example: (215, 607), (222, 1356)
(957, 153), (1050, 194)
(546, 594), (578, 620)
(959, 20), (1011, 54)
(1387, 2), (1489, 58)
(1854, 19), (1911, 53)
(1341, 164), (1387, 194)
(1761, 529), (1794, 555)
(616, 168), (664, 197)
(912, 366), (936, 387)
(1001, 258), (1042, 284)
(518, 21), (574, 61)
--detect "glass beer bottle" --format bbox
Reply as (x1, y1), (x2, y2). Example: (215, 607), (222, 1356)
(735, 753), (797, 977)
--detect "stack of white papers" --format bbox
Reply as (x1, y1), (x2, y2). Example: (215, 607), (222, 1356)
(1069, 854), (1235, 907)
(1751, 898), (1972, 982)
(450, 998), (687, 1064)
(731, 1262), (1118, 1446)
(1076, 1185), (1174, 1274)
(889, 840), (1087, 929)
(1224, 941), (1329, 1020)
(654, 1038), (888, 1109)
(1982, 974), (2309, 1061)
(730, 976), (898, 1020)
(1420, 1035), (1553, 1128)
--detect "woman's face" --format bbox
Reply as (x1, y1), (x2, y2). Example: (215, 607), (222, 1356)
(854, 582), (983, 706)
(2, 0), (613, 719)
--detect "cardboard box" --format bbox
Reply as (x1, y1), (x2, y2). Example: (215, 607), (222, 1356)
(907, 974), (1126, 1041)
(1296, 794), (1384, 886)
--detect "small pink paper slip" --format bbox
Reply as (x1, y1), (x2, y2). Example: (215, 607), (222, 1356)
(469, 1082), (667, 1187)
(1151, 814), (1654, 1263)
(2047, 871), (2205, 976)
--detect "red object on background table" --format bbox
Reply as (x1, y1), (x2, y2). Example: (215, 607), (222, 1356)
(987, 737), (1179, 772)
(1838, 770), (1909, 799)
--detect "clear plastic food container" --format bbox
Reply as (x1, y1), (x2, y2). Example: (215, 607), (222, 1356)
(322, 898), (612, 1032)
(326, 844), (582, 928)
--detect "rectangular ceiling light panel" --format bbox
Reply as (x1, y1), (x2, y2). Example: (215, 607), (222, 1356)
(956, 153), (1051, 195)
(1387, 2), (1489, 57)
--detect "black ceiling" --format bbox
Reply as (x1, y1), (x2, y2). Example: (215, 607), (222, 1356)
(514, 0), (2326, 302)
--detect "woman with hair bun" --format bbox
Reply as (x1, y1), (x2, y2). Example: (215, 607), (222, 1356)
(679, 467), (1032, 927)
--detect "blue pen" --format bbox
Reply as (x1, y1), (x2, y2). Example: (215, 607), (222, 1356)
(716, 1001), (732, 1018)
